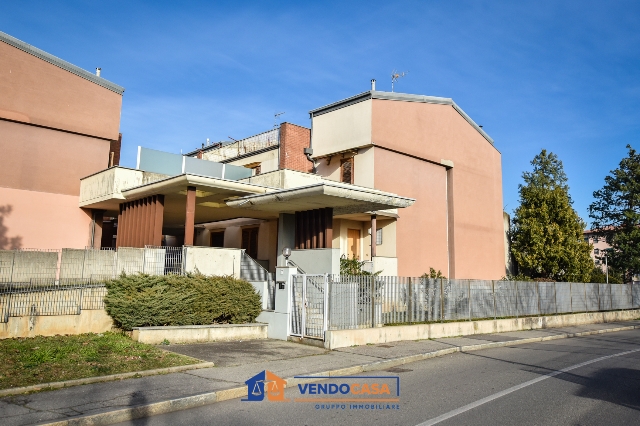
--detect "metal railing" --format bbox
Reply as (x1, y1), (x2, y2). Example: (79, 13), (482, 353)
(202, 128), (279, 163)
(326, 276), (640, 330)
(0, 280), (107, 322)
(0, 246), (187, 322)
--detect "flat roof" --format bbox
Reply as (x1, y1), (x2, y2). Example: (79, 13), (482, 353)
(309, 90), (494, 145)
(0, 30), (125, 95)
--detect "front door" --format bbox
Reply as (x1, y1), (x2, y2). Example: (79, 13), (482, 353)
(242, 227), (259, 259)
(347, 228), (361, 260)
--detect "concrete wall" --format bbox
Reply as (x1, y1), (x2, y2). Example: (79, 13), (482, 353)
(183, 246), (242, 278)
(0, 309), (113, 339)
(131, 323), (267, 345)
(290, 248), (340, 274)
(0, 39), (122, 140)
(373, 256), (398, 276)
(227, 149), (279, 175)
(241, 169), (322, 189)
(324, 309), (640, 349)
(312, 99), (372, 158)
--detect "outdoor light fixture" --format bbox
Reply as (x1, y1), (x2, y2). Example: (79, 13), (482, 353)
(282, 247), (291, 259)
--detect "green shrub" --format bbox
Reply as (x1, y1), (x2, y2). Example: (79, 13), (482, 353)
(104, 274), (262, 331)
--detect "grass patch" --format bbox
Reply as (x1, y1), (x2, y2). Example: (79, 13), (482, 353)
(0, 332), (199, 390)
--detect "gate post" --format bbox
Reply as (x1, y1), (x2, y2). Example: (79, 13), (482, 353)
(323, 274), (329, 337)
(302, 274), (307, 337)
(370, 275), (375, 328)
(408, 277), (413, 324)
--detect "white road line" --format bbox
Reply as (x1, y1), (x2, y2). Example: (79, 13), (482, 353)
(416, 347), (640, 426)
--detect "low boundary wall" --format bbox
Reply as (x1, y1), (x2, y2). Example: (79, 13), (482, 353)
(0, 309), (114, 339)
(324, 309), (640, 349)
(131, 323), (268, 344)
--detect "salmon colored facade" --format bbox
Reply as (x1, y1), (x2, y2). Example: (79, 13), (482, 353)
(0, 31), (124, 250)
(311, 91), (506, 279)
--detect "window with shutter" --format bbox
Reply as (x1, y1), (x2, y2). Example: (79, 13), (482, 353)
(341, 158), (353, 184)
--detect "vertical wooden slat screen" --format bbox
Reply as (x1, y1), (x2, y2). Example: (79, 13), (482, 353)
(116, 195), (165, 248)
(294, 208), (333, 250)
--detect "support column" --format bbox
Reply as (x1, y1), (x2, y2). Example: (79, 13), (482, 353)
(184, 186), (196, 246)
(277, 213), (296, 267)
(92, 209), (105, 249)
(153, 195), (165, 246)
(446, 167), (455, 279)
(371, 214), (377, 258)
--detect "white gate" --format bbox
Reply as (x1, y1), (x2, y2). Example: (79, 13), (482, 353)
(290, 274), (328, 340)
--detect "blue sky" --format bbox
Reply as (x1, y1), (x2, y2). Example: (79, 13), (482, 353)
(2, 1), (639, 224)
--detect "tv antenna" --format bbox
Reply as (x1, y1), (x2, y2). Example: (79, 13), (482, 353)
(274, 111), (285, 128)
(391, 70), (408, 92)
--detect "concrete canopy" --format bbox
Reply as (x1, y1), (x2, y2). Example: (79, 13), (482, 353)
(225, 181), (415, 215)
(100, 173), (413, 228)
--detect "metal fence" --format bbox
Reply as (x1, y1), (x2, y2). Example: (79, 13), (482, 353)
(327, 276), (640, 330)
(0, 246), (186, 322)
(0, 280), (107, 322)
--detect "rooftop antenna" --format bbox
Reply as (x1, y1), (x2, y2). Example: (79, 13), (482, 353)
(274, 111), (285, 128)
(391, 70), (408, 92)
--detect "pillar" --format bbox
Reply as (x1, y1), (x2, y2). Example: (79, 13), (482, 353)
(277, 213), (296, 267)
(92, 209), (104, 249)
(371, 214), (377, 258)
(184, 186), (196, 246)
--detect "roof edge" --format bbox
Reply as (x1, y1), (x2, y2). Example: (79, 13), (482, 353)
(309, 90), (496, 147)
(0, 31), (125, 95)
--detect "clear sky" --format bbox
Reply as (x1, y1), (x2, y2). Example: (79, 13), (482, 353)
(2, 1), (639, 225)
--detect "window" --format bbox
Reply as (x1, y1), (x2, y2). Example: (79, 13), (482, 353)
(340, 158), (353, 184)
(376, 228), (383, 245)
(594, 248), (600, 255)
(210, 231), (224, 247)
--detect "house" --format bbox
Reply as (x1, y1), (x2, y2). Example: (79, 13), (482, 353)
(2, 31), (506, 279)
(0, 31), (124, 250)
(80, 84), (506, 279)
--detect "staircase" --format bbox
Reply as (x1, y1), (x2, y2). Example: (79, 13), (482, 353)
(240, 251), (275, 310)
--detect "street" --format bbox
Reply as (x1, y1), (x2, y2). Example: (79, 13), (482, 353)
(116, 328), (640, 425)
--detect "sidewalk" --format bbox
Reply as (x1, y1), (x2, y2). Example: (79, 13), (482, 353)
(2, 320), (640, 426)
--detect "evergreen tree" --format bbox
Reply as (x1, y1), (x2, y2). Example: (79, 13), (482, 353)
(511, 150), (593, 281)
(588, 145), (640, 283)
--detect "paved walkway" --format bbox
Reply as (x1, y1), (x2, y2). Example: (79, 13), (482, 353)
(2, 321), (640, 426)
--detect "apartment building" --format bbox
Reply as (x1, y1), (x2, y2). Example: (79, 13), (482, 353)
(0, 31), (124, 250)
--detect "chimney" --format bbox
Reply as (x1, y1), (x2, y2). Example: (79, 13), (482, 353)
(96, 68), (101, 77)
(371, 79), (376, 91)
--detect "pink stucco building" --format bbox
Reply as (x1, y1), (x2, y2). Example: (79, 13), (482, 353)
(2, 31), (506, 279)
(0, 31), (124, 250)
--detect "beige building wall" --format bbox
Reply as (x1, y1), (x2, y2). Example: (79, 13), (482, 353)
(312, 99), (372, 158)
(226, 149), (279, 175)
(371, 99), (504, 279)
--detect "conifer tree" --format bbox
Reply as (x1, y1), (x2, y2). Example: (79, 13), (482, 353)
(589, 145), (640, 283)
(511, 150), (593, 281)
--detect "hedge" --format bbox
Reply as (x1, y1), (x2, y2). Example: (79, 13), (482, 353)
(103, 274), (262, 331)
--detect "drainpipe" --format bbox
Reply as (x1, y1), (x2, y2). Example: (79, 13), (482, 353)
(305, 112), (318, 173)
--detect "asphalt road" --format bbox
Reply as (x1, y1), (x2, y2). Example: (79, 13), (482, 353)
(117, 329), (640, 426)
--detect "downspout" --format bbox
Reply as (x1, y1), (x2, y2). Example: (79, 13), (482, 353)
(305, 112), (318, 173)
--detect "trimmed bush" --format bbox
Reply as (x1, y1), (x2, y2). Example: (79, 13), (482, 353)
(104, 274), (262, 331)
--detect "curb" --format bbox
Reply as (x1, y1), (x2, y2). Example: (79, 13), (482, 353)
(0, 362), (215, 398)
(41, 324), (640, 426)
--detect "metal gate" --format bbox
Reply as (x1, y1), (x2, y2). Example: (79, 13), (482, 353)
(290, 274), (328, 340)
